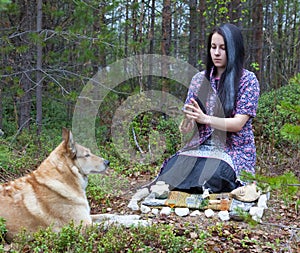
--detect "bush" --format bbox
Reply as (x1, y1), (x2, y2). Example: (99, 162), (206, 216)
(86, 172), (129, 206)
(255, 73), (300, 149)
(6, 222), (208, 252)
(0, 127), (62, 179)
(0, 217), (7, 244)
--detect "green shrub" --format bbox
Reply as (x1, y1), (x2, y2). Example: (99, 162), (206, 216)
(86, 172), (129, 206)
(240, 171), (300, 203)
(0, 144), (10, 168)
(7, 222), (208, 252)
(129, 111), (181, 162)
(255, 73), (300, 149)
(0, 127), (62, 178)
(12, 222), (97, 253)
(0, 217), (7, 244)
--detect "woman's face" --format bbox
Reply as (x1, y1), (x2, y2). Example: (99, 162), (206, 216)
(210, 32), (227, 75)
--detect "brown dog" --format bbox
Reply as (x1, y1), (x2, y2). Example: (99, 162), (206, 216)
(0, 128), (109, 241)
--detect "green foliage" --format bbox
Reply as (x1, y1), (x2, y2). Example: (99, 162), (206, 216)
(240, 171), (300, 202)
(130, 111), (181, 161)
(6, 222), (208, 252)
(280, 123), (300, 143)
(231, 207), (259, 227)
(250, 62), (260, 71)
(255, 73), (300, 148)
(86, 172), (129, 206)
(0, 128), (62, 176)
(0, 144), (10, 168)
(0, 0), (11, 11)
(101, 142), (160, 176)
(0, 217), (7, 245)
(12, 222), (98, 253)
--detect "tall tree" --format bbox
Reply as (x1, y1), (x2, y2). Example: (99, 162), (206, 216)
(188, 0), (198, 67)
(94, 2), (108, 70)
(252, 0), (263, 82)
(161, 0), (172, 57)
(198, 0), (206, 68)
(16, 1), (35, 131)
(229, 0), (242, 25)
(36, 0), (43, 135)
(147, 0), (156, 90)
(161, 0), (172, 106)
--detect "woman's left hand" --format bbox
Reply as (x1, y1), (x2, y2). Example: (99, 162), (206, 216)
(183, 98), (209, 125)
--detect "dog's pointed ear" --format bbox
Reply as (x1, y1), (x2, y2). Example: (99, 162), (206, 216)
(62, 128), (76, 158)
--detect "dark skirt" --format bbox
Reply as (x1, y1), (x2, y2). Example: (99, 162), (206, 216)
(157, 154), (240, 193)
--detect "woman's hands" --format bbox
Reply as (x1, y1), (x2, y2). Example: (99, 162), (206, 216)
(182, 97), (250, 132)
(182, 98), (210, 125)
(179, 97), (205, 134)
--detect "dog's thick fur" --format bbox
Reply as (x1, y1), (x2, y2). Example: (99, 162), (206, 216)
(0, 128), (109, 241)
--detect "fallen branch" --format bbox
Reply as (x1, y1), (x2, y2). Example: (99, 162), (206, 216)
(132, 127), (144, 154)
(261, 222), (300, 231)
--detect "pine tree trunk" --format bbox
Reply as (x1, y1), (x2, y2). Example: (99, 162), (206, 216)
(147, 0), (156, 90)
(36, 0), (43, 136)
(253, 0), (263, 82)
(16, 0), (35, 131)
(161, 0), (172, 108)
(188, 0), (198, 67)
(198, 0), (206, 68)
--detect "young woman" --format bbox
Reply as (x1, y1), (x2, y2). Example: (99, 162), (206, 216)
(156, 23), (260, 193)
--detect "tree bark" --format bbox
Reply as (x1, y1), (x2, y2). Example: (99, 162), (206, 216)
(161, 0), (172, 57)
(161, 0), (172, 108)
(36, 0), (43, 135)
(252, 0), (263, 82)
(147, 0), (156, 90)
(16, 1), (35, 131)
(198, 0), (206, 68)
(229, 0), (242, 25)
(188, 0), (198, 67)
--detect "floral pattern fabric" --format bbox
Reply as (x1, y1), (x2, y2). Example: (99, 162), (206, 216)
(180, 68), (260, 177)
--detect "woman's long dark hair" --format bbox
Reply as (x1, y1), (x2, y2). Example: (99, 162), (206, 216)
(205, 23), (245, 117)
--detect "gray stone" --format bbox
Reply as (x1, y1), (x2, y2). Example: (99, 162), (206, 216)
(92, 213), (151, 228)
(204, 209), (215, 218)
(249, 206), (264, 221)
(150, 181), (169, 199)
(160, 207), (172, 216)
(104, 219), (151, 227)
(142, 192), (167, 206)
(151, 208), (159, 215)
(257, 194), (268, 209)
(142, 198), (166, 206)
(174, 208), (190, 217)
(131, 188), (150, 201)
(140, 204), (151, 214)
(218, 211), (230, 221)
(92, 214), (140, 222)
(127, 199), (139, 211)
(190, 210), (201, 217)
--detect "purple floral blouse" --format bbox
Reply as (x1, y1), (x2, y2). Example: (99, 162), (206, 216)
(180, 68), (260, 176)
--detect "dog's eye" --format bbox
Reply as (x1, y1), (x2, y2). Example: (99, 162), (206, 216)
(85, 154), (90, 158)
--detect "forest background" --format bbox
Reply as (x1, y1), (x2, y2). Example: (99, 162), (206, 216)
(0, 0), (300, 251)
(0, 0), (299, 137)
